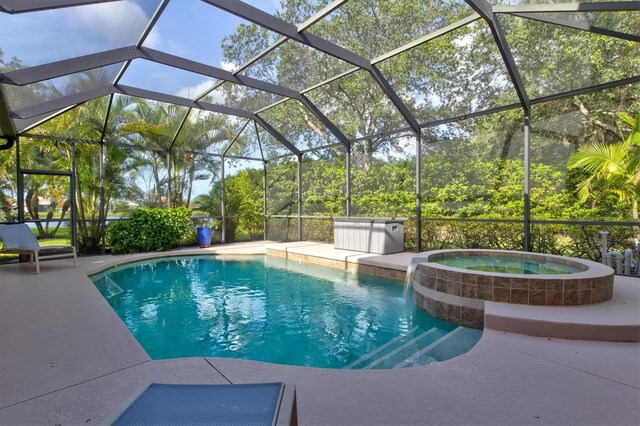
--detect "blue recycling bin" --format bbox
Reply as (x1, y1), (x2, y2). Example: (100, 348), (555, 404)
(197, 226), (213, 247)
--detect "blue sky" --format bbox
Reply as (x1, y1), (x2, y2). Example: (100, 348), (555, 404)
(1, 0), (280, 199)
(1, 0), (278, 99)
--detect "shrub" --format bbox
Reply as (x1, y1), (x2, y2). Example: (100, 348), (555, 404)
(108, 207), (192, 254)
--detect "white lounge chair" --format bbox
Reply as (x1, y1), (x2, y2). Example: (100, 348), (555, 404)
(0, 223), (77, 274)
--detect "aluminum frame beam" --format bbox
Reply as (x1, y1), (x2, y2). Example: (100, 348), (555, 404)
(222, 119), (251, 156)
(203, 0), (370, 70)
(218, 0), (348, 77)
(494, 2), (640, 13)
(0, 47), (140, 86)
(117, 85), (255, 118)
(530, 75), (640, 105)
(0, 87), (16, 137)
(231, 0), (348, 76)
(139, 47), (300, 99)
(22, 133), (100, 144)
(523, 113), (531, 250)
(373, 14), (481, 64)
(9, 81), (264, 121)
(298, 0), (349, 31)
(10, 85), (117, 119)
(13, 107), (75, 133)
(99, 93), (114, 143)
(113, 0), (170, 85)
(415, 132), (422, 251)
(233, 38), (288, 77)
(420, 103), (522, 129)
(369, 65), (421, 134)
(509, 13), (640, 44)
(202, 0), (421, 133)
(298, 14), (482, 97)
(300, 67), (360, 95)
(253, 115), (301, 156)
(0, 0), (118, 13)
(0, 45), (298, 100)
(168, 108), (191, 151)
(465, 0), (530, 109)
(254, 120), (265, 161)
(297, 95), (350, 147)
(297, 153), (303, 241)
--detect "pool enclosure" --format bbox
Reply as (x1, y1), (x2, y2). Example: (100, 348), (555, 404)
(0, 0), (638, 258)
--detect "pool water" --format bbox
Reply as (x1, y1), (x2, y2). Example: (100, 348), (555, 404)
(435, 255), (584, 275)
(91, 255), (481, 369)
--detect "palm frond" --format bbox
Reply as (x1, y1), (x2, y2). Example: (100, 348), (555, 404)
(568, 142), (628, 178)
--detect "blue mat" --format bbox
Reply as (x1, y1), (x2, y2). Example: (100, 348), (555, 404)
(111, 382), (284, 425)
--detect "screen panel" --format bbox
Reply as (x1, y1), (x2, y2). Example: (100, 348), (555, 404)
(265, 155), (298, 241)
(498, 14), (640, 99)
(0, 0), (160, 70)
(350, 134), (416, 218)
(306, 70), (409, 139)
(420, 109), (525, 250)
(308, 0), (474, 60)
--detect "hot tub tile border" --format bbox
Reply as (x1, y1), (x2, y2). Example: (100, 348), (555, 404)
(412, 250), (615, 328)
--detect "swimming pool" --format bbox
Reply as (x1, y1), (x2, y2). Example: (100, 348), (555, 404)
(91, 255), (481, 369)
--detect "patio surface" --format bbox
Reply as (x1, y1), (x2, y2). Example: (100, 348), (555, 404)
(0, 241), (638, 425)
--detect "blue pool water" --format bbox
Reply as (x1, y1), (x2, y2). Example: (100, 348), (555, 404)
(435, 255), (584, 275)
(91, 255), (481, 369)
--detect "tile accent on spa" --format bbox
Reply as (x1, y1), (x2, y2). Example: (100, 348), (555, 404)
(411, 250), (615, 328)
(414, 291), (484, 328)
(413, 251), (614, 308)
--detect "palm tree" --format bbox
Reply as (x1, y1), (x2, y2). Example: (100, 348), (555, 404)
(568, 112), (640, 220)
(171, 109), (231, 207)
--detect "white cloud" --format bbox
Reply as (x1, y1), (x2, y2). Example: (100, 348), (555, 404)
(175, 79), (217, 100)
(204, 87), (228, 105)
(72, 1), (149, 45)
(243, 0), (280, 14)
(220, 60), (239, 72)
(143, 29), (162, 50)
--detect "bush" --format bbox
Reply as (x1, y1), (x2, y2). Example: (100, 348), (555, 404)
(107, 207), (192, 254)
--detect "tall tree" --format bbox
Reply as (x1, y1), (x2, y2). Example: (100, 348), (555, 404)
(223, 0), (473, 167)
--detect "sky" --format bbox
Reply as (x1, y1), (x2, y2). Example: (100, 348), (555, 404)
(0, 0), (280, 199)
(1, 0), (452, 199)
(0, 0), (279, 100)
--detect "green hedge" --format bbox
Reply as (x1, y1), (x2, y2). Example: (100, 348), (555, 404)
(107, 207), (192, 254)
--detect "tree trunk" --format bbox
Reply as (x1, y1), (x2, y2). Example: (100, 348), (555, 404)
(152, 155), (161, 204)
(52, 199), (70, 235)
(186, 164), (195, 208)
(363, 139), (373, 170)
(75, 164), (88, 246)
(633, 199), (639, 243)
(26, 190), (44, 236)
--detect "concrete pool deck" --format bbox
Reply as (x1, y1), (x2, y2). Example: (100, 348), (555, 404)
(0, 241), (638, 425)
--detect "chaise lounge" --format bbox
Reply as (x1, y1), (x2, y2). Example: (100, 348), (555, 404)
(0, 223), (77, 274)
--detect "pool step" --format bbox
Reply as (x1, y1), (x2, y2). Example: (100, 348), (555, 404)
(344, 326), (483, 369)
(102, 276), (124, 299)
(393, 327), (464, 368)
(394, 327), (483, 368)
(362, 327), (440, 369)
(343, 326), (420, 369)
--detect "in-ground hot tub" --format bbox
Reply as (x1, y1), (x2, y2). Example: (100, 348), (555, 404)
(411, 250), (615, 328)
